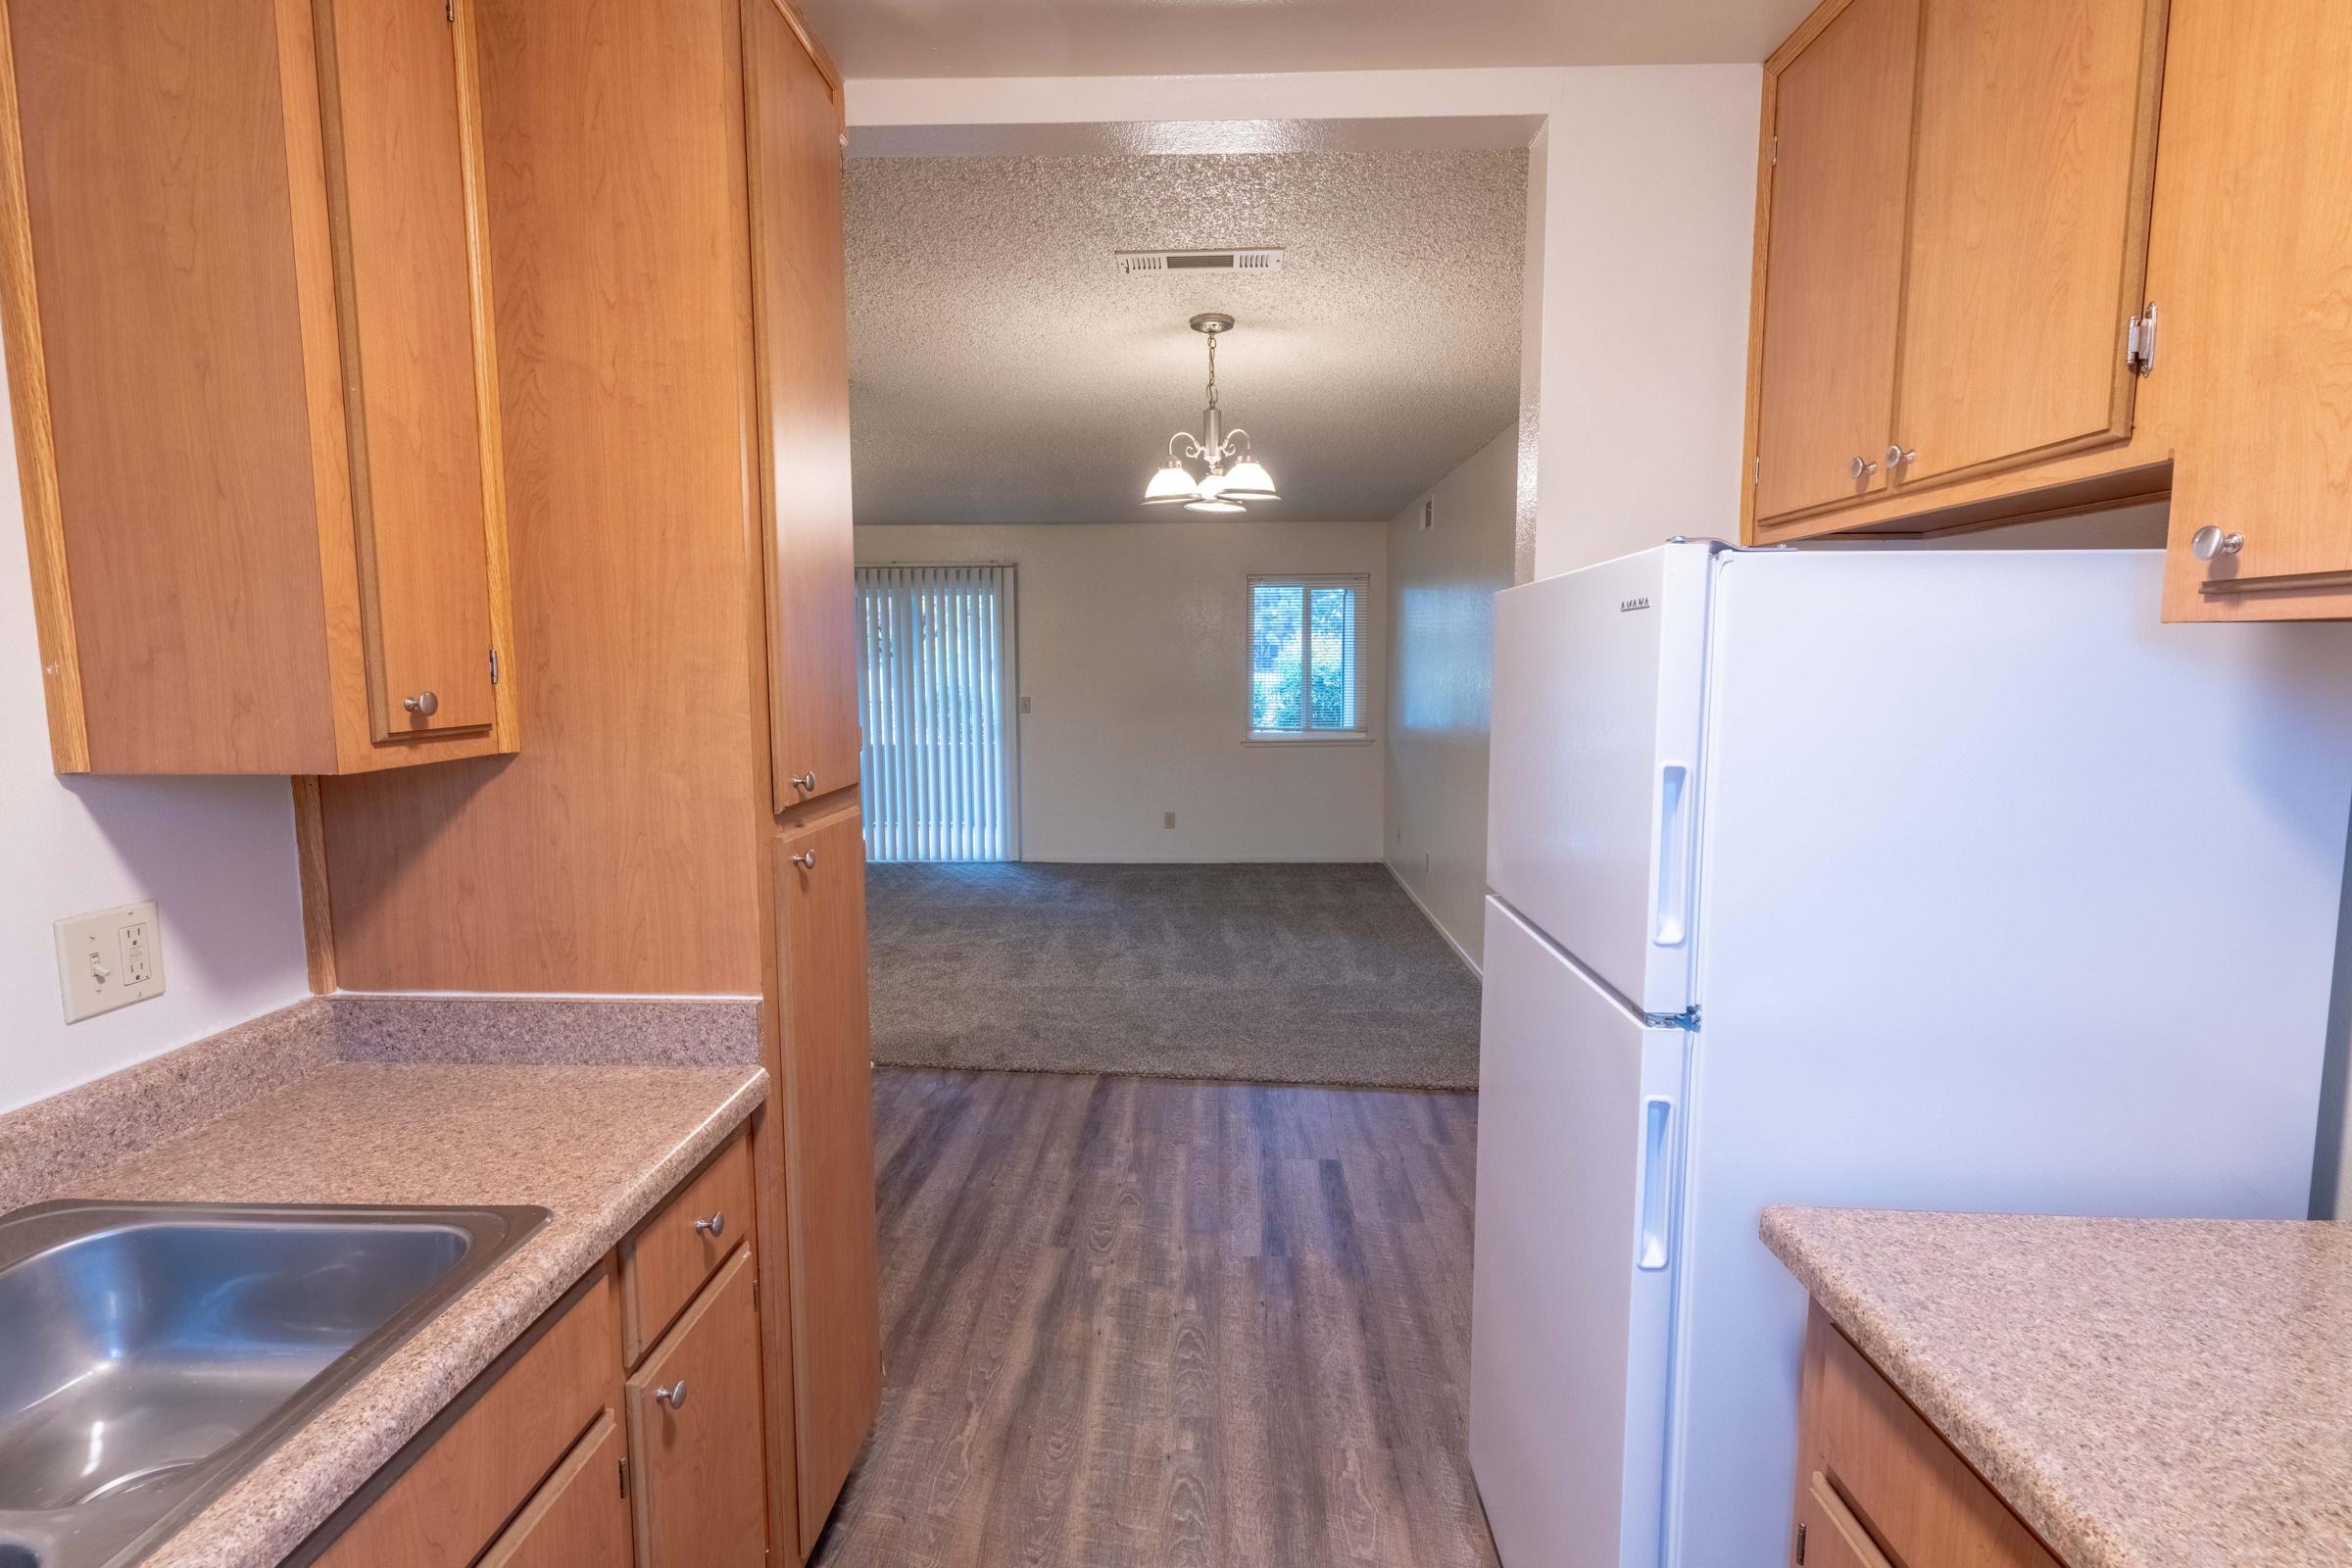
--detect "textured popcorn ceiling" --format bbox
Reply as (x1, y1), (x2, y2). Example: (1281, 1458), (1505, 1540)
(800, 0), (1818, 76)
(846, 149), (1528, 524)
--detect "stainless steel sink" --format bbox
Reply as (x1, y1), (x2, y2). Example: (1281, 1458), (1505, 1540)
(0, 1200), (550, 1568)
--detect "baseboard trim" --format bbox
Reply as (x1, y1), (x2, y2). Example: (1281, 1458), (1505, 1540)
(1383, 859), (1482, 979)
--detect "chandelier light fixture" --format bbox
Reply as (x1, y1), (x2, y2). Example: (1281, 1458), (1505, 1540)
(1142, 312), (1280, 513)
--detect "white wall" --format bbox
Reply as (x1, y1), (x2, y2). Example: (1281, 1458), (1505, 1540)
(0, 381), (311, 1114)
(856, 521), (1388, 862)
(847, 65), (1763, 588)
(1386, 425), (1516, 970)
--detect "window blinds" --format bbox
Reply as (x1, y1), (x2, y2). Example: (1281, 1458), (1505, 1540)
(1248, 576), (1364, 735)
(856, 565), (1020, 861)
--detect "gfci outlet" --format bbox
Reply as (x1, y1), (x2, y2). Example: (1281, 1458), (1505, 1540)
(56, 900), (165, 1023)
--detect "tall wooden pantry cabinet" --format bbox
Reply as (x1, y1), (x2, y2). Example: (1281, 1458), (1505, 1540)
(303, 0), (880, 1556)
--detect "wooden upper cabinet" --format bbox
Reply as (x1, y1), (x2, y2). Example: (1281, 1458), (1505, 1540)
(1890, 0), (2167, 488)
(743, 0), (861, 812)
(2156, 0), (2352, 620)
(771, 806), (882, 1552)
(1742, 0), (2170, 544)
(0, 0), (515, 773)
(1751, 0), (1920, 524)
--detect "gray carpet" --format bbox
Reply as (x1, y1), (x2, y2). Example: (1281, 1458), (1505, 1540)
(864, 861), (1482, 1089)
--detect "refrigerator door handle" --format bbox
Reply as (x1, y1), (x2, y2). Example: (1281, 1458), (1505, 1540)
(1636, 1095), (1676, 1271)
(1653, 761), (1693, 948)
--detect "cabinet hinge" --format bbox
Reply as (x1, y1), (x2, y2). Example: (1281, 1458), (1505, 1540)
(2126, 303), (2158, 376)
(489, 648), (500, 686)
(1752, 456), (1762, 486)
(1770, 135), (1780, 168)
(618, 1456), (628, 1498)
(445, 0), (456, 21)
(1795, 1520), (1807, 1564)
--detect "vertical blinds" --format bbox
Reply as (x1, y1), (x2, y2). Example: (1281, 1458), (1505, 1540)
(1249, 575), (1364, 735)
(856, 565), (1020, 862)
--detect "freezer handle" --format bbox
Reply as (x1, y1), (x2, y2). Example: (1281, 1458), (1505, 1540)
(1653, 761), (1693, 948)
(1636, 1095), (1675, 1272)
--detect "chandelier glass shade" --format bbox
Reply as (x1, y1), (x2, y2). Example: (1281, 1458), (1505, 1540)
(1141, 313), (1280, 513)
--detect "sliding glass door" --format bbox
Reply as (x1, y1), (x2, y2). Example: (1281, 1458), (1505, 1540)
(854, 565), (1020, 861)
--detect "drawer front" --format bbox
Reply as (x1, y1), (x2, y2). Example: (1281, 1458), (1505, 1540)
(626, 1245), (768, 1568)
(622, 1130), (755, 1364)
(311, 1269), (620, 1567)
(477, 1409), (632, 1568)
(1797, 1306), (2058, 1568)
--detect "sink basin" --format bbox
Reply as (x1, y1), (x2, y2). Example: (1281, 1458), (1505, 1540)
(0, 1200), (549, 1568)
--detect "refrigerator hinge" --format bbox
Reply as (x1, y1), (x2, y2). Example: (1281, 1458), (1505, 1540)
(2126, 303), (2158, 376)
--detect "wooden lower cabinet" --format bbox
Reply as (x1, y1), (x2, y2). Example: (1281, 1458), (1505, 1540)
(308, 1270), (620, 1567)
(1791, 1305), (2061, 1567)
(302, 1129), (808, 1566)
(476, 1411), (633, 1568)
(625, 1246), (770, 1567)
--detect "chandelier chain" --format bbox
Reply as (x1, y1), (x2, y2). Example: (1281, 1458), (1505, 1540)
(1204, 331), (1220, 411)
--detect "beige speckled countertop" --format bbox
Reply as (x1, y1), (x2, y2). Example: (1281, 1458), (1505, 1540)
(0, 996), (768, 1568)
(1762, 1205), (2352, 1568)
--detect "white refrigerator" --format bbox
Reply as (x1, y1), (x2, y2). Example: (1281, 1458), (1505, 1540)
(1469, 543), (2352, 1568)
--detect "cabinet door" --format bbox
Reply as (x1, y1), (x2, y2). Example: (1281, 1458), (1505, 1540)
(743, 0), (861, 809)
(626, 1247), (768, 1568)
(319, 0), (501, 738)
(476, 1411), (632, 1568)
(2155, 0), (2352, 615)
(1890, 0), (2165, 487)
(1791, 1472), (1893, 1568)
(1751, 0), (1920, 523)
(771, 808), (883, 1545)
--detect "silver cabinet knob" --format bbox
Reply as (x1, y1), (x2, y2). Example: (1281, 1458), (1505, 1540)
(1886, 445), (1917, 469)
(403, 691), (439, 716)
(1849, 456), (1880, 480)
(790, 771), (816, 793)
(654, 1380), (688, 1410)
(694, 1210), (725, 1239)
(791, 850), (816, 869)
(2190, 525), (2245, 562)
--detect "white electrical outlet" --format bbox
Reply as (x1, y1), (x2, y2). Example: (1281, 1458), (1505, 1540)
(56, 900), (165, 1023)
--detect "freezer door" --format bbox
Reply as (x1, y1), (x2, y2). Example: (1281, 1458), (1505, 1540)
(1470, 897), (1687, 1568)
(1488, 543), (1713, 1016)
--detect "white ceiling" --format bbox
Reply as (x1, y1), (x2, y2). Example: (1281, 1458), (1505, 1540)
(844, 149), (1528, 525)
(800, 0), (1817, 79)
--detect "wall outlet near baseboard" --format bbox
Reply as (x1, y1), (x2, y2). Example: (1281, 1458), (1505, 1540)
(56, 899), (165, 1023)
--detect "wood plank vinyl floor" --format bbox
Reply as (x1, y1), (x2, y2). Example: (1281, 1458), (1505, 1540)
(809, 1068), (1500, 1568)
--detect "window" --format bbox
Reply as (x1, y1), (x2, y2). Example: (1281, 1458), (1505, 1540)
(1248, 575), (1367, 741)
(856, 565), (1020, 860)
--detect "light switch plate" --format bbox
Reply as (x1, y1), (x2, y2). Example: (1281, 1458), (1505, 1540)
(55, 900), (165, 1023)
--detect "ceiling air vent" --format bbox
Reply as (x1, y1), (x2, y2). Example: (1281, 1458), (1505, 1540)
(1115, 248), (1285, 277)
